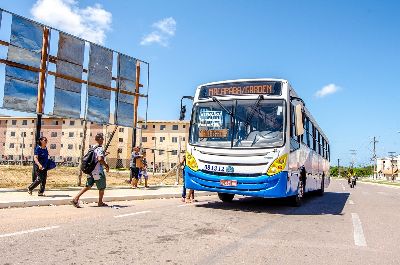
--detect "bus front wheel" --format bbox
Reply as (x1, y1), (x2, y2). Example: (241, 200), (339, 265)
(218, 193), (235, 202)
(289, 180), (304, 207)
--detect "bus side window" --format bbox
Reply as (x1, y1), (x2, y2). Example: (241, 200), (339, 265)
(290, 103), (300, 152)
(312, 124), (317, 152)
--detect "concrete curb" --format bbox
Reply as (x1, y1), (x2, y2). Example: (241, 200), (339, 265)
(360, 181), (400, 189)
(0, 191), (215, 209)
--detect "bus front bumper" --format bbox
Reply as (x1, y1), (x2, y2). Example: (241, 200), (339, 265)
(184, 167), (288, 198)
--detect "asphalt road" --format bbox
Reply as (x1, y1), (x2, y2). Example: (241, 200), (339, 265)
(0, 179), (399, 265)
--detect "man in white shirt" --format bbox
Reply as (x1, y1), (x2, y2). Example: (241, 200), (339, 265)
(71, 133), (109, 208)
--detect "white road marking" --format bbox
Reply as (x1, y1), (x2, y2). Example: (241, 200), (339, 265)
(178, 202), (204, 207)
(0, 226), (60, 239)
(348, 200), (355, 205)
(114, 210), (151, 218)
(351, 213), (367, 247)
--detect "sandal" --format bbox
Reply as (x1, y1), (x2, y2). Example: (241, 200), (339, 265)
(70, 200), (81, 208)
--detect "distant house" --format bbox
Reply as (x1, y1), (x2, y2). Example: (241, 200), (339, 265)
(376, 156), (399, 180)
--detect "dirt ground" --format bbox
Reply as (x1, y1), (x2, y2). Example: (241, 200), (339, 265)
(0, 165), (179, 189)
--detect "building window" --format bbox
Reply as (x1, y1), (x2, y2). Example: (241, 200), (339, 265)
(172, 137), (177, 143)
(31, 132), (33, 135)
(172, 150), (178, 155)
(119, 128), (124, 132)
(152, 137), (155, 140)
(80, 132), (83, 137)
(183, 125), (186, 128)
(22, 120), (27, 125)
(182, 137), (186, 141)
(142, 137), (148, 142)
(9, 143), (14, 148)
(159, 150), (164, 155)
(152, 125), (155, 129)
(12, 120), (17, 125)
(79, 145), (82, 150)
(160, 125), (166, 130)
(61, 144), (63, 148)
(50, 144), (56, 149)
(160, 137), (165, 142)
(32, 120), (34, 124)
(142, 124), (148, 129)
(70, 121), (75, 126)
(52, 121), (59, 125)
(68, 144), (73, 150)
(118, 148), (123, 153)
(10, 132), (15, 137)
(69, 132), (74, 137)
(119, 138), (123, 143)
(51, 132), (57, 137)
(172, 125), (178, 130)
(29, 144), (32, 147)
(63, 121), (65, 124)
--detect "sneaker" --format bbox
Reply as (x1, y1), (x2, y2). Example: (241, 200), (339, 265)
(27, 189), (32, 195)
(38, 193), (45, 197)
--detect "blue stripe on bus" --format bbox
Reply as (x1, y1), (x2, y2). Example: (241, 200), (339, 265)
(184, 166), (288, 198)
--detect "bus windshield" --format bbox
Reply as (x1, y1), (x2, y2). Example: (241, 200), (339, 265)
(190, 99), (285, 148)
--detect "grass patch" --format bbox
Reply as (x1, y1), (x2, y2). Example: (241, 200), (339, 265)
(0, 165), (179, 189)
(361, 179), (400, 187)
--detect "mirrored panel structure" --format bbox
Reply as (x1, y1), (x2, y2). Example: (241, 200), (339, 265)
(2, 15), (43, 112)
(53, 33), (84, 118)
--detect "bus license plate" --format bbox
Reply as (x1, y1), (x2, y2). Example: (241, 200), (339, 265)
(220, 180), (237, 186)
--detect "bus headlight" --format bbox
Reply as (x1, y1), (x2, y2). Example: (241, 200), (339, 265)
(186, 152), (199, 171)
(267, 154), (288, 176)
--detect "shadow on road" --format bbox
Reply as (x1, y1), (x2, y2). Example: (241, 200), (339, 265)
(196, 192), (350, 215)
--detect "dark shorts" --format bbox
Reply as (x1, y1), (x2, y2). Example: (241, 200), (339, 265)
(130, 167), (139, 179)
(86, 173), (106, 190)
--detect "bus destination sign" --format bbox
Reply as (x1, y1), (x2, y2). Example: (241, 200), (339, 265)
(199, 81), (281, 99)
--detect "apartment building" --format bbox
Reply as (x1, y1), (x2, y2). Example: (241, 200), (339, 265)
(139, 120), (189, 172)
(0, 117), (189, 171)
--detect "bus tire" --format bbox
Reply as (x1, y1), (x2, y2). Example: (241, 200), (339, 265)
(289, 180), (304, 207)
(317, 176), (325, 196)
(218, 193), (235, 202)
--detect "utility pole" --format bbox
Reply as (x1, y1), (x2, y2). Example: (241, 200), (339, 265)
(371, 137), (378, 179)
(153, 137), (156, 177)
(176, 136), (182, 185)
(337, 158), (340, 178)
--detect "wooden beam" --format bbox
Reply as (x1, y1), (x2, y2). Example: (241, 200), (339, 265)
(37, 27), (50, 114)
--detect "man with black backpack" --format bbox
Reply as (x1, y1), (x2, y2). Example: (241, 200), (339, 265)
(71, 133), (109, 208)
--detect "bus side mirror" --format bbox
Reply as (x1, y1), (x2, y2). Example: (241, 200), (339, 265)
(295, 104), (304, 136)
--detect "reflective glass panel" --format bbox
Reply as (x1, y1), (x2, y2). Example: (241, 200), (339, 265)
(118, 92), (134, 104)
(87, 85), (110, 99)
(119, 78), (135, 93)
(53, 89), (81, 118)
(88, 44), (113, 86)
(3, 77), (38, 112)
(7, 45), (41, 68)
(57, 33), (85, 65)
(10, 15), (43, 53)
(55, 60), (83, 93)
(118, 54), (136, 81)
(5, 66), (39, 83)
(87, 95), (110, 124)
(116, 102), (134, 127)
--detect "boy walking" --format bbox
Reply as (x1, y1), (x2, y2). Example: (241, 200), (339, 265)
(71, 133), (109, 208)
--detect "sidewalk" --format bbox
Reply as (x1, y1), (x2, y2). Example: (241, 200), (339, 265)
(0, 186), (214, 209)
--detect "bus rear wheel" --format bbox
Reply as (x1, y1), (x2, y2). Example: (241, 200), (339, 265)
(218, 193), (235, 202)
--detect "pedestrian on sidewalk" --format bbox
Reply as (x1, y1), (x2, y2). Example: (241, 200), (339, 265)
(71, 133), (109, 208)
(28, 137), (49, 196)
(130, 147), (142, 189)
(180, 154), (186, 202)
(139, 151), (149, 188)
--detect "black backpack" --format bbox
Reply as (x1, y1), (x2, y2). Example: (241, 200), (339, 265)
(81, 146), (99, 174)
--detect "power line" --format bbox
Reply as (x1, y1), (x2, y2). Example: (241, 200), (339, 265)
(371, 137), (378, 179)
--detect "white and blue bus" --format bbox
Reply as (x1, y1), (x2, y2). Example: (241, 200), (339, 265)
(184, 79), (330, 205)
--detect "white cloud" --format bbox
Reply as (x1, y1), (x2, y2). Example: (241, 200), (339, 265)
(315, 83), (341, 98)
(30, 0), (112, 45)
(140, 17), (176, 47)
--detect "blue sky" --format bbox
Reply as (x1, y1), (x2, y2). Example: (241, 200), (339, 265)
(0, 0), (399, 166)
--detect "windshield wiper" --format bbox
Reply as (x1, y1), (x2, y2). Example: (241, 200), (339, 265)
(212, 97), (234, 117)
(245, 95), (264, 126)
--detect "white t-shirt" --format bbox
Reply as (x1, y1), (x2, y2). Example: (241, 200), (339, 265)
(91, 146), (105, 180)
